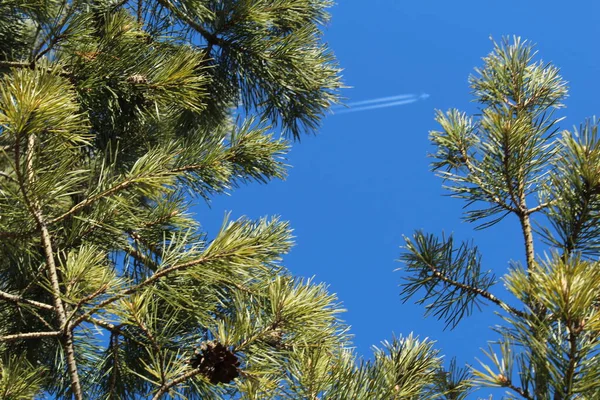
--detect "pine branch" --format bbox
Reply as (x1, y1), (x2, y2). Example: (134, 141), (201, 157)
(501, 133), (520, 209)
(49, 177), (152, 226)
(0, 60), (33, 69)
(528, 201), (553, 214)
(459, 143), (517, 214)
(0, 289), (54, 311)
(1, 173), (149, 240)
(85, 316), (147, 348)
(71, 248), (242, 329)
(28, 306), (56, 331)
(124, 243), (161, 272)
(16, 134), (84, 400)
(564, 322), (580, 398)
(0, 331), (61, 342)
(0, 60), (71, 79)
(127, 230), (163, 268)
(108, 331), (120, 398)
(151, 367), (204, 400)
(130, 307), (166, 385)
(64, 283), (110, 325)
(506, 381), (533, 400)
(155, 0), (223, 46)
(33, 0), (79, 61)
(0, 170), (18, 184)
(235, 320), (281, 353)
(419, 257), (526, 319)
(111, 0), (131, 11)
(401, 232), (526, 327)
(519, 214), (536, 273)
(86, 316), (120, 332)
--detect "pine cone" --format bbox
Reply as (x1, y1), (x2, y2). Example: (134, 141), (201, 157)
(190, 341), (240, 384)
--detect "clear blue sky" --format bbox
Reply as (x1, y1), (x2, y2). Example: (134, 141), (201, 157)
(194, 0), (600, 396)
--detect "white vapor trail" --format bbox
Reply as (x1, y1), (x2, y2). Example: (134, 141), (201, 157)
(334, 98), (419, 115)
(334, 94), (417, 109)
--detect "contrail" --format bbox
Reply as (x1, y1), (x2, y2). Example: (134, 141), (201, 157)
(334, 98), (420, 115)
(333, 94), (417, 109)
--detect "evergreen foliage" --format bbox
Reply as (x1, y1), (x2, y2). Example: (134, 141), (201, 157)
(399, 37), (600, 399)
(0, 1), (452, 398)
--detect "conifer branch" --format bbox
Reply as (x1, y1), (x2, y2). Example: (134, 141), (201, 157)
(0, 290), (54, 311)
(46, 156), (262, 231)
(85, 316), (120, 332)
(71, 250), (239, 328)
(519, 214), (536, 273)
(64, 283), (110, 325)
(131, 310), (167, 386)
(28, 307), (56, 331)
(564, 322), (580, 397)
(0, 61), (33, 69)
(235, 320), (281, 352)
(127, 230), (163, 266)
(49, 178), (148, 225)
(421, 258), (526, 319)
(151, 367), (205, 400)
(527, 201), (553, 214)
(108, 331), (120, 397)
(17, 134), (84, 400)
(0, 331), (62, 342)
(0, 60), (72, 81)
(155, 0), (224, 46)
(501, 135), (520, 210)
(0, 170), (18, 184)
(459, 146), (517, 214)
(111, 0), (131, 10)
(33, 0), (79, 61)
(124, 244), (161, 271)
(85, 316), (147, 348)
(505, 382), (533, 400)
(137, 0), (143, 24)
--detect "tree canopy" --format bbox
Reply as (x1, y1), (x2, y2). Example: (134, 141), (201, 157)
(400, 37), (600, 399)
(0, 1), (453, 399)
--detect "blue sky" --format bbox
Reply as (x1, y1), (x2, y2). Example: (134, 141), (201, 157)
(194, 0), (600, 396)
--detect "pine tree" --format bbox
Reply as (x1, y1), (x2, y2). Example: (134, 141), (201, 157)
(0, 1), (451, 398)
(399, 37), (600, 399)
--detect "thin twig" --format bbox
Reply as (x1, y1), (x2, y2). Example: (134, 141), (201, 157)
(131, 309), (166, 386)
(85, 316), (147, 347)
(110, 0), (130, 11)
(0, 331), (61, 342)
(64, 283), (110, 324)
(0, 171), (18, 184)
(527, 200), (553, 214)
(564, 317), (581, 397)
(151, 368), (204, 400)
(34, 0), (79, 61)
(108, 331), (120, 397)
(0, 60), (33, 69)
(155, 0), (224, 46)
(458, 147), (517, 214)
(0, 289), (54, 311)
(125, 244), (161, 272)
(137, 0), (143, 24)
(422, 259), (527, 319)
(505, 381), (533, 400)
(50, 176), (151, 225)
(27, 306), (56, 331)
(72, 248), (243, 329)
